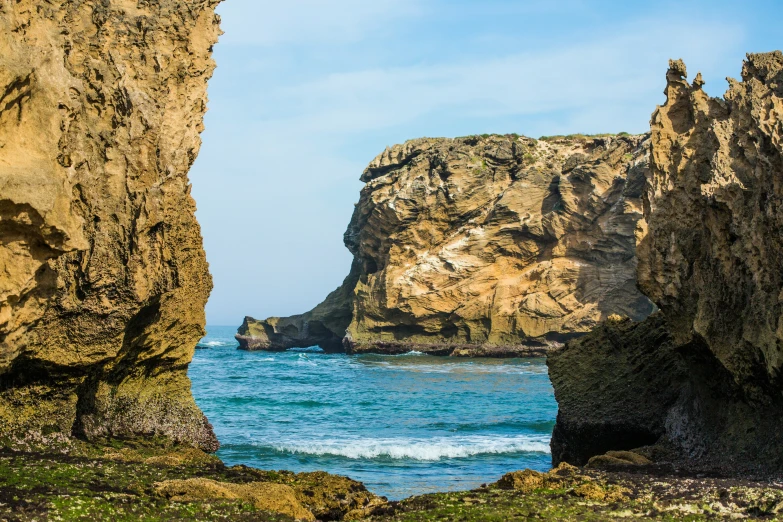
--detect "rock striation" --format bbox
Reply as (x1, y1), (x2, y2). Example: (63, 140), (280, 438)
(0, 0), (221, 451)
(549, 52), (783, 474)
(239, 134), (654, 355)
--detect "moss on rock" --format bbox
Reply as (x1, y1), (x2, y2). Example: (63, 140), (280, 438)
(155, 478), (315, 521)
(1, 441), (782, 521)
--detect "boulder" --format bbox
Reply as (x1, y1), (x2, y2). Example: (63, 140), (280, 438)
(155, 479), (315, 521)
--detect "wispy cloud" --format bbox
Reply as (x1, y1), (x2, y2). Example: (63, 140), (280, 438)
(254, 19), (741, 136)
(217, 0), (422, 46)
(193, 0), (761, 324)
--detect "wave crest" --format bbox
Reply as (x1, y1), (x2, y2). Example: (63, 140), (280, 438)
(265, 435), (550, 461)
(361, 362), (548, 375)
(198, 340), (236, 348)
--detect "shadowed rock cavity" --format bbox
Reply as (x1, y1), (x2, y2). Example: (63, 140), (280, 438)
(549, 52), (783, 475)
(0, 1), (222, 451)
(239, 134), (655, 356)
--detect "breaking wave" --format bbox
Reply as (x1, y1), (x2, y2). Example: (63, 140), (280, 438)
(264, 435), (550, 461)
(191, 325), (557, 500)
(360, 361), (549, 375)
(197, 340), (237, 348)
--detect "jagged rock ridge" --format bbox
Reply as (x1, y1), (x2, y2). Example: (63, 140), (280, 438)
(549, 52), (783, 474)
(0, 0), (221, 450)
(239, 134), (654, 355)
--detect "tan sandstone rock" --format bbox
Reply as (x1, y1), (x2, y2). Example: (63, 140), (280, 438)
(0, 0), (220, 450)
(494, 462), (629, 502)
(155, 478), (316, 521)
(239, 134), (654, 355)
(495, 469), (546, 492)
(585, 451), (652, 470)
(549, 52), (783, 474)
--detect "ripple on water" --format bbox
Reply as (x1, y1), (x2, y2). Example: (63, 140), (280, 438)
(189, 326), (557, 500)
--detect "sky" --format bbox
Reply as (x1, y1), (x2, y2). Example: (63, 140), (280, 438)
(189, 0), (782, 326)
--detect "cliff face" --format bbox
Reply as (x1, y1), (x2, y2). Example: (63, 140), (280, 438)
(239, 134), (654, 355)
(549, 52), (783, 473)
(0, 0), (220, 450)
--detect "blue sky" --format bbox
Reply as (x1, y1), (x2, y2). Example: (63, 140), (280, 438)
(190, 0), (782, 326)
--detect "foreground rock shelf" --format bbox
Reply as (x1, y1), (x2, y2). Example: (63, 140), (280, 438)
(3, 442), (782, 521)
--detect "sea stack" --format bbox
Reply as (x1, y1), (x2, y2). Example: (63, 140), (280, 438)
(238, 134), (654, 355)
(548, 52), (783, 474)
(0, 1), (221, 451)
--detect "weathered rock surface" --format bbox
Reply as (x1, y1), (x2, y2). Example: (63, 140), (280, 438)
(549, 52), (783, 474)
(549, 314), (683, 466)
(0, 0), (220, 450)
(240, 134), (654, 355)
(7, 442), (783, 521)
(155, 478), (317, 521)
(0, 440), (387, 521)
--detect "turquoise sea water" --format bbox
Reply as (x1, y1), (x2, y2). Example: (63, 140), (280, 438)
(189, 325), (557, 500)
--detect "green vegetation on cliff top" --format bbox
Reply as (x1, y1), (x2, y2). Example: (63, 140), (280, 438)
(451, 132), (633, 141)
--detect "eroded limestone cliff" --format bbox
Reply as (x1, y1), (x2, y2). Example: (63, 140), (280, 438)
(239, 134), (654, 355)
(0, 0), (220, 450)
(549, 52), (783, 474)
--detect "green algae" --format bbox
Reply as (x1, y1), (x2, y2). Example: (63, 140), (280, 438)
(0, 444), (288, 521)
(538, 132), (628, 141)
(370, 484), (783, 521)
(365, 464), (783, 521)
(2, 441), (783, 521)
(0, 438), (381, 521)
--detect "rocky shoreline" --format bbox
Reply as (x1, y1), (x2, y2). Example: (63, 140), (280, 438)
(342, 339), (555, 358)
(3, 441), (783, 521)
(236, 316), (576, 357)
(2, 0), (783, 520)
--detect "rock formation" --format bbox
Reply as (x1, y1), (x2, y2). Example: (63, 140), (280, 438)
(239, 134), (654, 355)
(0, 0), (221, 451)
(549, 52), (783, 474)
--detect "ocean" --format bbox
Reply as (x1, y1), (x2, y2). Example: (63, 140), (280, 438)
(189, 325), (557, 500)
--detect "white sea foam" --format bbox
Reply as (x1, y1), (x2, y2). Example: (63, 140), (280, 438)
(288, 346), (325, 353)
(267, 435), (550, 460)
(295, 353), (318, 366)
(364, 362), (548, 375)
(199, 340), (236, 347)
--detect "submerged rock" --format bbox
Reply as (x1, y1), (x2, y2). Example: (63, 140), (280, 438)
(0, 1), (221, 450)
(240, 134), (654, 355)
(549, 52), (783, 475)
